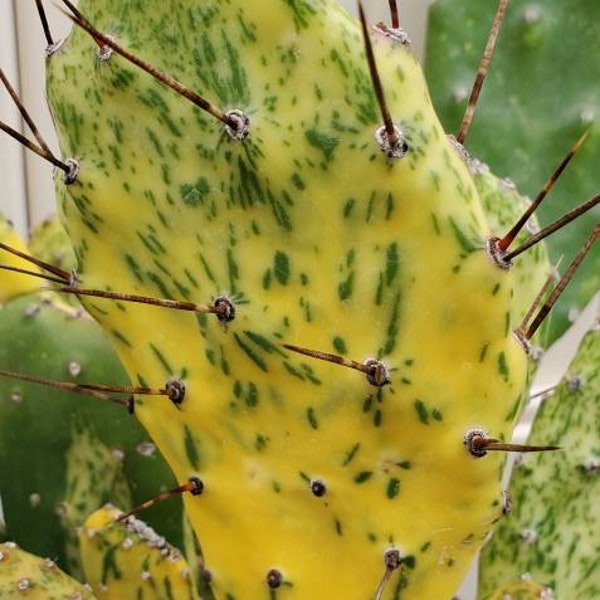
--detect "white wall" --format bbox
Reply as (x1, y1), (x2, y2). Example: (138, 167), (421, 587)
(0, 0), (434, 236)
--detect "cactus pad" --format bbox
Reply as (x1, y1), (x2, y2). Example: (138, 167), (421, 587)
(0, 216), (42, 302)
(0, 541), (95, 599)
(79, 504), (198, 600)
(0, 291), (184, 576)
(44, 0), (534, 597)
(478, 324), (600, 598)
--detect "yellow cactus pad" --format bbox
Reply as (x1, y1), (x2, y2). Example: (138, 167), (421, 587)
(0, 216), (42, 302)
(0, 541), (95, 599)
(79, 504), (198, 600)
(47, 1), (530, 597)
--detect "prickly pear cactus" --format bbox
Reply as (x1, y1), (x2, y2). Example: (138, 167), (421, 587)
(28, 215), (79, 304)
(0, 216), (41, 302)
(425, 0), (600, 341)
(0, 219), (184, 578)
(0, 541), (95, 599)
(478, 323), (600, 599)
(44, 1), (534, 598)
(484, 575), (554, 600)
(465, 158), (549, 332)
(79, 504), (199, 600)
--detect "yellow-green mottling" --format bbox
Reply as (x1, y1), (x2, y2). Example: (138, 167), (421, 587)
(47, 0), (532, 597)
(79, 505), (199, 600)
(478, 327), (600, 599)
(0, 542), (96, 599)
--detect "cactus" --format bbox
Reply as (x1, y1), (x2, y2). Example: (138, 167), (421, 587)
(425, 0), (600, 341)
(28, 215), (80, 306)
(29, 215), (77, 278)
(0, 215), (42, 302)
(79, 504), (199, 599)
(484, 575), (554, 600)
(0, 0), (598, 599)
(40, 0), (553, 598)
(465, 157), (550, 332)
(0, 541), (96, 599)
(0, 219), (185, 580)
(477, 324), (600, 599)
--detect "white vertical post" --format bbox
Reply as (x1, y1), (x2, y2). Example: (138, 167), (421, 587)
(0, 0), (28, 236)
(14, 0), (71, 231)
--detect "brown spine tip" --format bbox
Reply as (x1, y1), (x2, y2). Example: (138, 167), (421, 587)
(515, 257), (563, 347)
(503, 195), (600, 264)
(519, 222), (599, 341)
(456, 0), (510, 145)
(0, 120), (77, 181)
(116, 477), (204, 522)
(464, 428), (560, 458)
(487, 191), (599, 270)
(496, 131), (589, 253)
(57, 284), (232, 318)
(388, 0), (400, 28)
(0, 241), (72, 283)
(0, 368), (132, 409)
(282, 344), (391, 387)
(35, 0), (54, 47)
(0, 68), (78, 181)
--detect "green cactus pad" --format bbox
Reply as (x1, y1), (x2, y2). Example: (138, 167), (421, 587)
(79, 504), (199, 600)
(0, 293), (183, 575)
(425, 0), (600, 341)
(478, 325), (600, 598)
(0, 541), (96, 599)
(46, 0), (532, 597)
